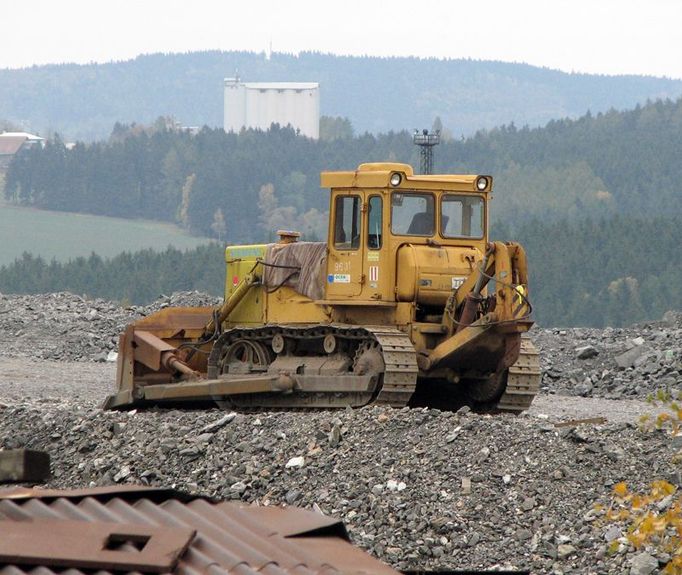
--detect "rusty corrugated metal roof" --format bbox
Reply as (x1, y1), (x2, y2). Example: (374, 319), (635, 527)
(0, 486), (397, 575)
(0, 485), (201, 502)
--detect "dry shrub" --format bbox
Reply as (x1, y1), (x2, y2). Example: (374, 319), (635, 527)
(599, 389), (682, 573)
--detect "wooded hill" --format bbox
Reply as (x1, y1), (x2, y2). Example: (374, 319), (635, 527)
(1, 51), (681, 140)
(3, 97), (682, 327)
(6, 98), (682, 238)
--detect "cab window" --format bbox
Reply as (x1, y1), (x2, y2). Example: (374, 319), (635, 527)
(367, 196), (382, 249)
(334, 195), (361, 250)
(441, 195), (484, 238)
(391, 192), (434, 236)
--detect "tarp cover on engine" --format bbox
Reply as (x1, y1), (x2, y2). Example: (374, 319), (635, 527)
(263, 242), (327, 300)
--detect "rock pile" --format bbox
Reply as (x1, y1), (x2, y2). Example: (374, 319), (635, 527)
(0, 401), (676, 574)
(2, 289), (682, 402)
(0, 291), (220, 362)
(535, 311), (682, 400)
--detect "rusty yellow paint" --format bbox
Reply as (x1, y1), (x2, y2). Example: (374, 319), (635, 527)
(107, 162), (537, 413)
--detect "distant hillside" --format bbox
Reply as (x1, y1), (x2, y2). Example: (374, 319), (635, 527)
(1, 51), (681, 140)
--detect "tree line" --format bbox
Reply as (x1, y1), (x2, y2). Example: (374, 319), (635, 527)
(0, 245), (224, 305)
(497, 216), (682, 327)
(0, 214), (680, 327)
(6, 97), (682, 241)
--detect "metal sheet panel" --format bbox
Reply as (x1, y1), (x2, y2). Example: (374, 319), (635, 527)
(0, 487), (398, 575)
(0, 519), (194, 572)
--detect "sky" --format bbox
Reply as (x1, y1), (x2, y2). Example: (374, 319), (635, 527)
(2, 0), (681, 79)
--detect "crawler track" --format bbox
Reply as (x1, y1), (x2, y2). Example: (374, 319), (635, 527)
(204, 325), (537, 413)
(494, 336), (542, 413)
(207, 325), (418, 410)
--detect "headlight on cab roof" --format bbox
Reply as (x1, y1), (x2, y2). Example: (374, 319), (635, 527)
(476, 176), (489, 191)
(390, 172), (403, 187)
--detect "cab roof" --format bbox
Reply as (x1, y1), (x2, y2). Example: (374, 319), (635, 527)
(320, 162), (491, 192)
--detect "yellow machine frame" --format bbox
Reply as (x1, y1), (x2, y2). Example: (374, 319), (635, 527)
(105, 162), (537, 413)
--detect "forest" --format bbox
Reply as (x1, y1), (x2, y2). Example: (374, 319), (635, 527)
(0, 214), (679, 328)
(0, 246), (224, 306)
(1, 50), (682, 140)
(6, 98), (682, 238)
(3, 97), (682, 326)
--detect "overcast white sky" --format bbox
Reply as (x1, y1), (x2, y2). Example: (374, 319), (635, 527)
(2, 0), (681, 78)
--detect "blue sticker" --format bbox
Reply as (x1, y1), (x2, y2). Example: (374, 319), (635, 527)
(327, 274), (334, 283)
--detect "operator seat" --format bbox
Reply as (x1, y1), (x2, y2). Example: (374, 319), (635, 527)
(407, 211), (434, 235)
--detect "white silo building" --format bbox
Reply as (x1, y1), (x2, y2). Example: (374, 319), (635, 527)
(224, 77), (320, 139)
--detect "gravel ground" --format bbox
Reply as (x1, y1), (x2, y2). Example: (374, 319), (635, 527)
(0, 398), (675, 574)
(0, 356), (659, 424)
(0, 356), (116, 404)
(0, 291), (680, 574)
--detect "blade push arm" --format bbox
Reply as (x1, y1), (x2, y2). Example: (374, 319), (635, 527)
(424, 241), (531, 371)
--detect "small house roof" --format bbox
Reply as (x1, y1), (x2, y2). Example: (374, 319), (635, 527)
(0, 135), (27, 156)
(0, 131), (44, 140)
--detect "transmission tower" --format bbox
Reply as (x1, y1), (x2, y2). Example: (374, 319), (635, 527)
(412, 129), (440, 174)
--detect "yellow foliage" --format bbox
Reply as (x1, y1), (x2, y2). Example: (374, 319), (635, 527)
(658, 413), (672, 428)
(612, 487), (681, 567)
(607, 508), (631, 521)
(631, 494), (645, 510)
(600, 391), (682, 573)
(614, 482), (629, 497)
(665, 555), (682, 575)
(627, 531), (646, 549)
(652, 480), (677, 498)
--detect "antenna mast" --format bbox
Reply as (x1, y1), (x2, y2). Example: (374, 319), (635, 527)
(412, 128), (440, 175)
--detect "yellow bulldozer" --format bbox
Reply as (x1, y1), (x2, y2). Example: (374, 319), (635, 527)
(104, 163), (540, 413)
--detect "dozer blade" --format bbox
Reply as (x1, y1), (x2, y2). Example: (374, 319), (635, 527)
(103, 374), (282, 409)
(105, 324), (417, 411)
(105, 372), (381, 410)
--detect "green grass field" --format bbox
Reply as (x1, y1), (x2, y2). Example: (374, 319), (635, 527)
(0, 202), (210, 266)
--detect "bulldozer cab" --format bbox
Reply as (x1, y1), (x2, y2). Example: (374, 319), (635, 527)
(322, 163), (491, 306)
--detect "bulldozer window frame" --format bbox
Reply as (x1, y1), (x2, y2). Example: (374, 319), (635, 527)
(333, 195), (362, 250)
(441, 195), (485, 239)
(391, 192), (435, 236)
(367, 195), (383, 249)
